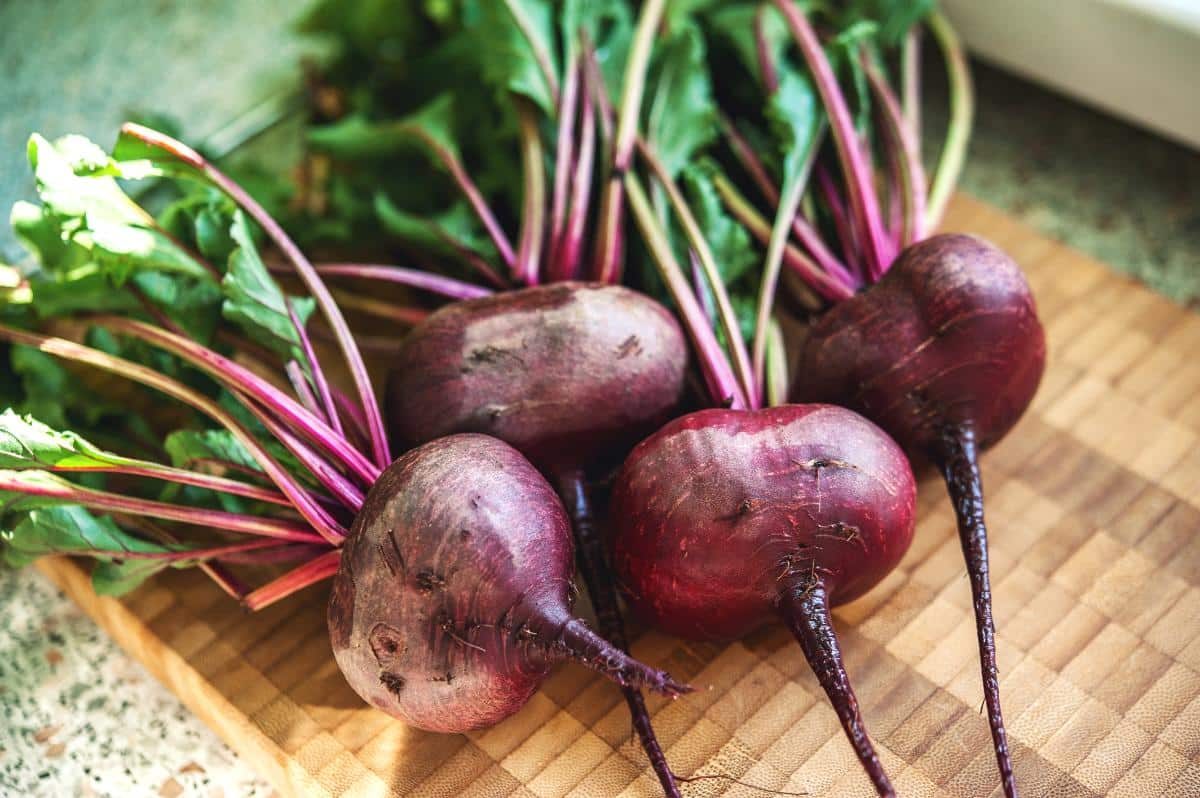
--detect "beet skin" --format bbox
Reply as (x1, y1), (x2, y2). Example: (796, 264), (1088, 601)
(386, 282), (688, 473)
(793, 233), (1045, 797)
(611, 404), (916, 796)
(795, 234), (1044, 454)
(329, 434), (686, 733)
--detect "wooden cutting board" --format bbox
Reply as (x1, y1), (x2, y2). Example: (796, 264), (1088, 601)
(36, 195), (1200, 797)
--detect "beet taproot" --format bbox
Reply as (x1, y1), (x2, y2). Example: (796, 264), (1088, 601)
(611, 404), (916, 796)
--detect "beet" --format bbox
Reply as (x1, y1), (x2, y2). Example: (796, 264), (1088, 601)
(386, 281), (689, 789)
(386, 282), (687, 473)
(793, 234), (1045, 795)
(611, 404), (916, 796)
(329, 433), (687, 732)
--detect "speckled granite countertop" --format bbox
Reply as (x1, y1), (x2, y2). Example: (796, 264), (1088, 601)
(1, 3), (1198, 797)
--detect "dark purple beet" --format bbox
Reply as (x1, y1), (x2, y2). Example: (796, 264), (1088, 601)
(793, 233), (1045, 796)
(329, 433), (687, 733)
(386, 281), (687, 474)
(611, 404), (916, 797)
(385, 282), (689, 793)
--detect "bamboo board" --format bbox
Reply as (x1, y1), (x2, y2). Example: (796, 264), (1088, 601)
(36, 195), (1200, 797)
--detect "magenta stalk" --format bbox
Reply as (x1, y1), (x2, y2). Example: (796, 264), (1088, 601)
(547, 56), (581, 277)
(308, 263), (492, 301)
(556, 64), (597, 280)
(0, 323), (345, 545)
(0, 473), (325, 544)
(242, 549), (342, 611)
(120, 123), (392, 469)
(625, 175), (748, 409)
(593, 0), (667, 284)
(773, 1), (890, 280)
(514, 99), (547, 285)
(92, 316), (380, 485)
(288, 299), (342, 435)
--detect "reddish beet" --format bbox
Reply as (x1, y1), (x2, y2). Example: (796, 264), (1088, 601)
(793, 234), (1045, 794)
(329, 433), (688, 732)
(386, 282), (689, 789)
(386, 282), (687, 473)
(611, 404), (916, 797)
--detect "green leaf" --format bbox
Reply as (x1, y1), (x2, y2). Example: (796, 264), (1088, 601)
(131, 271), (222, 346)
(164, 428), (265, 474)
(27, 134), (152, 227)
(704, 2), (791, 88)
(82, 217), (213, 284)
(838, 0), (933, 47)
(220, 211), (315, 358)
(0, 503), (174, 595)
(766, 67), (821, 186)
(375, 194), (498, 265)
(473, 0), (557, 113)
(309, 93), (461, 162)
(10, 201), (83, 271)
(0, 410), (146, 471)
(681, 163), (757, 286)
(645, 23), (717, 180)
(91, 557), (172, 596)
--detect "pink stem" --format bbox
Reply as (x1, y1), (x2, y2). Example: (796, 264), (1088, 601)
(331, 386), (370, 448)
(755, 5), (780, 92)
(816, 165), (863, 279)
(287, 300), (342, 435)
(215, 542), (329, 565)
(591, 0), (666, 283)
(241, 399), (366, 513)
(60, 538), (289, 563)
(285, 360), (325, 421)
(93, 316), (380, 485)
(120, 124), (391, 468)
(0, 474), (325, 544)
(862, 49), (926, 247)
(547, 57), (580, 279)
(719, 117), (852, 284)
(720, 115), (781, 204)
(243, 549), (342, 611)
(514, 99), (547, 285)
(410, 131), (516, 271)
(556, 56), (598, 280)
(52, 464), (291, 507)
(902, 28), (922, 151)
(119, 517), (250, 600)
(625, 176), (747, 409)
(0, 323), (346, 545)
(690, 251), (716, 322)
(773, 2), (889, 280)
(304, 263), (492, 300)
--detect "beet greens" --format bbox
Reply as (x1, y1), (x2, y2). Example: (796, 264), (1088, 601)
(0, 125), (687, 734)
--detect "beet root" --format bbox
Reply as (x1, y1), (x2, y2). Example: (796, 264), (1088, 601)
(611, 404), (916, 796)
(328, 434), (688, 733)
(386, 281), (688, 474)
(386, 282), (689, 792)
(793, 233), (1046, 797)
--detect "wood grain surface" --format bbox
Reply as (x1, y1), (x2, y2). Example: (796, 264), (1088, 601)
(35, 195), (1200, 797)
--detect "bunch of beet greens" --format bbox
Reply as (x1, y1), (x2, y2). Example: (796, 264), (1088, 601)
(0, 125), (692, 748)
(0, 1), (1047, 797)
